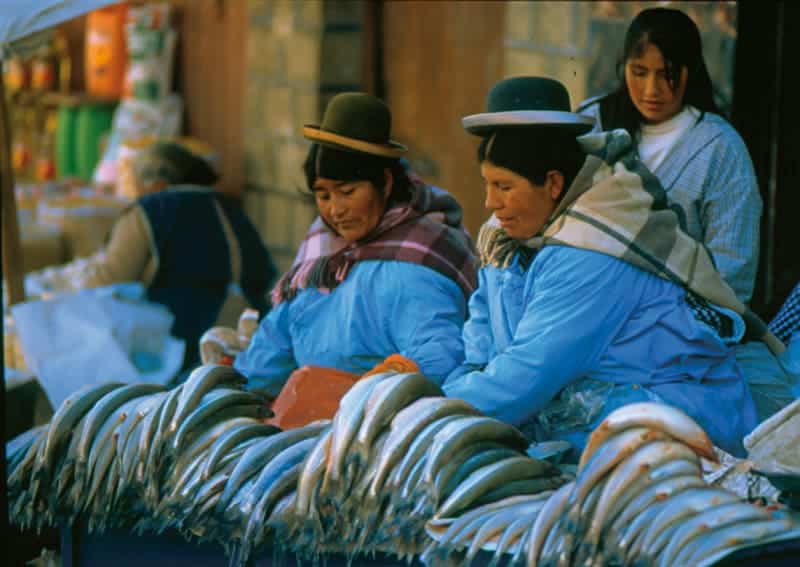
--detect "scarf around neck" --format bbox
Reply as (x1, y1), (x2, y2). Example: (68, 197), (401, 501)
(477, 128), (783, 355)
(272, 180), (477, 305)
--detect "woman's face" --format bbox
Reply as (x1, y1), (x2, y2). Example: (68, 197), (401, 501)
(625, 42), (689, 124)
(481, 161), (563, 240)
(313, 171), (391, 242)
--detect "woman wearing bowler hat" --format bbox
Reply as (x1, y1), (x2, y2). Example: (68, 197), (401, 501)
(442, 76), (772, 456)
(234, 93), (477, 404)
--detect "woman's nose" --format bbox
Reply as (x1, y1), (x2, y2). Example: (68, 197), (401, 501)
(485, 186), (501, 210)
(329, 195), (347, 217)
(644, 73), (660, 96)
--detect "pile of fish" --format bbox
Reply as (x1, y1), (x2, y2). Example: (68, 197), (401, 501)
(8, 368), (798, 566)
(269, 371), (567, 565)
(423, 403), (799, 566)
(6, 365), (275, 534)
(7, 368), (568, 565)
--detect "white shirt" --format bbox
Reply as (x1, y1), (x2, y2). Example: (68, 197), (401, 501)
(638, 105), (701, 171)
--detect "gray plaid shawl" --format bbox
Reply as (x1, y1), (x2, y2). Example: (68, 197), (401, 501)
(477, 129), (783, 355)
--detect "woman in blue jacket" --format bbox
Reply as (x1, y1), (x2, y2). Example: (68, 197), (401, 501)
(235, 93), (477, 398)
(443, 77), (765, 456)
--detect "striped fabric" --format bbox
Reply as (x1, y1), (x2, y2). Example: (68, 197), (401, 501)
(578, 103), (761, 303)
(769, 282), (800, 344)
(272, 181), (477, 305)
(478, 128), (783, 355)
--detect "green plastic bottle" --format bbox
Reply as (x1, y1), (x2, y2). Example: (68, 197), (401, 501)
(74, 102), (116, 181)
(55, 105), (78, 178)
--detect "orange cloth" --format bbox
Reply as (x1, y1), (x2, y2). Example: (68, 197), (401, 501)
(265, 366), (359, 429)
(362, 354), (419, 378)
(264, 355), (419, 429)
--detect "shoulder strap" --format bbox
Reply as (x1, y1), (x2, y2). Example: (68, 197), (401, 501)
(211, 198), (242, 285)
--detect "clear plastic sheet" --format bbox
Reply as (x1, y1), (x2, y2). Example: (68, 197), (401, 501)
(531, 379), (662, 451)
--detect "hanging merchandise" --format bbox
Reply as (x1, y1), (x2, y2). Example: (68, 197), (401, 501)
(92, 95), (183, 187)
(85, 3), (129, 99)
(91, 2), (180, 189)
(124, 3), (176, 103)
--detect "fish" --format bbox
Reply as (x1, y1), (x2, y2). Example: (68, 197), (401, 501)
(526, 481), (575, 566)
(654, 501), (772, 567)
(580, 402), (716, 469)
(424, 416), (530, 488)
(436, 455), (557, 519)
(350, 373), (441, 468)
(368, 397), (479, 501)
(582, 439), (698, 551)
(674, 518), (795, 566)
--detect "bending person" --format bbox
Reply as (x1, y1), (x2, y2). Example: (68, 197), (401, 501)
(444, 76), (769, 456)
(578, 7), (761, 303)
(28, 141), (277, 369)
(235, 93), (477, 400)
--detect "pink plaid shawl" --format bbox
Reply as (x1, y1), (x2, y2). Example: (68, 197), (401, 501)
(272, 182), (477, 305)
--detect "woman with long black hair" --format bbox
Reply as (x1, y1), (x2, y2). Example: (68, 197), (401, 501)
(579, 7), (761, 304)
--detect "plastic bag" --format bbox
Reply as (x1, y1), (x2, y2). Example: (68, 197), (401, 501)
(702, 399), (800, 502)
(266, 366), (360, 430)
(532, 379), (662, 450)
(10, 285), (185, 408)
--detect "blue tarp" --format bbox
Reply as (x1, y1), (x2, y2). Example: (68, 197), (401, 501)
(0, 0), (119, 59)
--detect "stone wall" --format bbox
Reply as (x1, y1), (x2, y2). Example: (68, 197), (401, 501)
(242, 0), (322, 273)
(503, 1), (592, 109)
(242, 0), (366, 274)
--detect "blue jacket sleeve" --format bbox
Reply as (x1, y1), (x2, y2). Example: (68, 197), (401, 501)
(233, 301), (297, 398)
(447, 269), (492, 380)
(383, 265), (468, 385)
(443, 248), (644, 425)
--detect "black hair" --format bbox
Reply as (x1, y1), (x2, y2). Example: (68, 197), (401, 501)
(477, 127), (586, 197)
(594, 7), (721, 137)
(302, 143), (413, 207)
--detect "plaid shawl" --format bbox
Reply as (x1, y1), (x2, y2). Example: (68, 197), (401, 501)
(477, 129), (784, 355)
(272, 181), (477, 305)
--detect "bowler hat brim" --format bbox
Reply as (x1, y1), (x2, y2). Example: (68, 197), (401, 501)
(303, 126), (407, 158)
(462, 110), (595, 136)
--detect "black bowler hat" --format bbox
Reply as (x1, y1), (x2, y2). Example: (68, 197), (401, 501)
(303, 92), (407, 158)
(462, 76), (595, 136)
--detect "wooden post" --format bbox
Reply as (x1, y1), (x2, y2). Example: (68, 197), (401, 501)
(1, 72), (25, 306)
